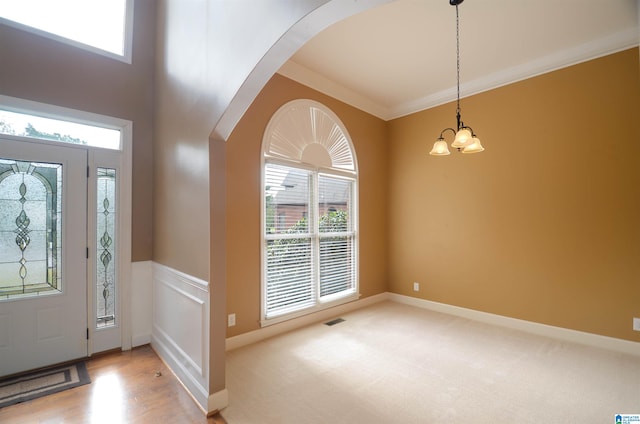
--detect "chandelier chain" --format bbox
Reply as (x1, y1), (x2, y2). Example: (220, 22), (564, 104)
(455, 4), (461, 119)
(429, 0), (484, 156)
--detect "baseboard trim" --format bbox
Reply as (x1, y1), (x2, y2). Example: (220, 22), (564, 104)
(388, 293), (640, 357)
(152, 335), (209, 409)
(131, 260), (153, 349)
(226, 293), (389, 351)
(208, 389), (229, 414)
(132, 334), (151, 347)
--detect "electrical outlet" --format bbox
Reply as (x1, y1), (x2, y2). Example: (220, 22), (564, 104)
(228, 313), (236, 327)
(633, 317), (640, 332)
(413, 282), (420, 292)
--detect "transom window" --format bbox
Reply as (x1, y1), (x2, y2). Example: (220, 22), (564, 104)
(0, 108), (121, 150)
(262, 100), (359, 324)
(0, 0), (132, 61)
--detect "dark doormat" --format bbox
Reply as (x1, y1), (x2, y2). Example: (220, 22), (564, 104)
(0, 362), (90, 408)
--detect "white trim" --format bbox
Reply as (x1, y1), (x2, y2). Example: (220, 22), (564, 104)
(278, 60), (392, 119)
(227, 293), (388, 351)
(228, 292), (640, 356)
(119, 121), (133, 351)
(154, 323), (204, 377)
(0, 94), (129, 150)
(154, 262), (209, 291)
(211, 0), (393, 142)
(88, 122), (133, 353)
(279, 28), (639, 121)
(260, 292), (360, 327)
(152, 331), (209, 408)
(207, 389), (229, 414)
(388, 293), (640, 357)
(151, 262), (209, 411)
(122, 0), (135, 64)
(131, 261), (152, 347)
(391, 28), (640, 120)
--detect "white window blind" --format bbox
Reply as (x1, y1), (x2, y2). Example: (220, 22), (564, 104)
(318, 175), (355, 299)
(264, 164), (356, 319)
(265, 164), (313, 317)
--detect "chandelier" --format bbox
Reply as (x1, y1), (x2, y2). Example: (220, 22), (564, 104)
(430, 0), (484, 156)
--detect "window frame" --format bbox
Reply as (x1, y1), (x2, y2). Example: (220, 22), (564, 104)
(0, 95), (126, 150)
(261, 100), (359, 326)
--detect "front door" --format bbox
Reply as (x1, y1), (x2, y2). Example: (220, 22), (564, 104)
(0, 138), (87, 377)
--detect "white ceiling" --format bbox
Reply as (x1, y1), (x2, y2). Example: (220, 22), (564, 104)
(278, 0), (639, 120)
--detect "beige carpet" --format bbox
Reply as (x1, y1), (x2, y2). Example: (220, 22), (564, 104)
(222, 301), (639, 423)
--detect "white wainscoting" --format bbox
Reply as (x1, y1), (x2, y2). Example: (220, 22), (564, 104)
(152, 263), (210, 410)
(131, 261), (152, 347)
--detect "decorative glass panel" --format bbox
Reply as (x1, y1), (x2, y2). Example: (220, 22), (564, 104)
(0, 158), (62, 299)
(96, 168), (116, 328)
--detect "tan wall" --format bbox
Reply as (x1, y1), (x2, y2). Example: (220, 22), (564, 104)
(0, 0), (156, 261)
(388, 48), (640, 342)
(153, 0), (212, 280)
(226, 74), (389, 337)
(155, 0), (348, 396)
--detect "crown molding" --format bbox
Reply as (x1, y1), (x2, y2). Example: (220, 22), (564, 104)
(278, 27), (639, 121)
(277, 60), (392, 119)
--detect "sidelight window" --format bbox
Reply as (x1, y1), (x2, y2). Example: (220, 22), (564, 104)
(96, 167), (116, 328)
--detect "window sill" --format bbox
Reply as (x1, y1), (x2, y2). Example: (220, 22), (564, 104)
(260, 291), (360, 328)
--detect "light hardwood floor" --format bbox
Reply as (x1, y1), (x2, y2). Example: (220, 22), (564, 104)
(0, 345), (226, 423)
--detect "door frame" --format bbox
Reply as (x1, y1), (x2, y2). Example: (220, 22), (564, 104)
(0, 94), (133, 355)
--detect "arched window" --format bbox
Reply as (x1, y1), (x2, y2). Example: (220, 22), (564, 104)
(261, 99), (358, 324)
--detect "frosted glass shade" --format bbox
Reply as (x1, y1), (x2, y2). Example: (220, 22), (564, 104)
(462, 136), (485, 154)
(451, 128), (472, 149)
(429, 139), (451, 156)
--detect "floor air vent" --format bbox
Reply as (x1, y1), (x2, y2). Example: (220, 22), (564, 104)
(324, 318), (345, 326)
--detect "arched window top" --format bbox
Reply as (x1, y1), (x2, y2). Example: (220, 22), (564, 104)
(263, 99), (356, 173)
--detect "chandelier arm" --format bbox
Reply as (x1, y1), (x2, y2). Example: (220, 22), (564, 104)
(439, 127), (457, 139)
(460, 125), (474, 135)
